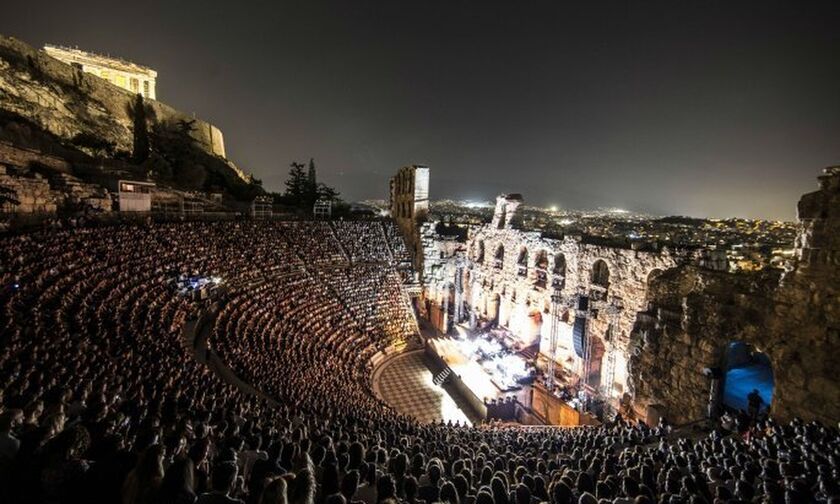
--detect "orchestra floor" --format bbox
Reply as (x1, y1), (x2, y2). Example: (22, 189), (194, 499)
(374, 350), (472, 425)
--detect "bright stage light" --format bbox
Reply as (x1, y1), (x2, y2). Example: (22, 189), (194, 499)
(447, 335), (530, 391)
(420, 366), (472, 426)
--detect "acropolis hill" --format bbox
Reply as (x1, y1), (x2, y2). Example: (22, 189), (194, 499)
(0, 35), (262, 214)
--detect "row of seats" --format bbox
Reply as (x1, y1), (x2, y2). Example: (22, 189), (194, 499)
(0, 219), (836, 504)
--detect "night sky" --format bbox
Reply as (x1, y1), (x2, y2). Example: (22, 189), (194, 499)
(3, 1), (839, 220)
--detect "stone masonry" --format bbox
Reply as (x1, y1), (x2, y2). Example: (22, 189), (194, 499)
(630, 167), (840, 424)
(413, 168), (840, 425)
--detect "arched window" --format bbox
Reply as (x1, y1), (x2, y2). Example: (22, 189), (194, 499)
(494, 245), (505, 270)
(475, 240), (485, 263)
(591, 259), (610, 295)
(647, 268), (663, 285)
(534, 250), (549, 288)
(517, 247), (528, 277)
(552, 253), (566, 290)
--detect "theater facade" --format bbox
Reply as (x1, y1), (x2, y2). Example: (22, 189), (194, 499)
(396, 166), (840, 425)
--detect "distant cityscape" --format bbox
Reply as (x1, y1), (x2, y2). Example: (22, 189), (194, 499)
(365, 198), (798, 272)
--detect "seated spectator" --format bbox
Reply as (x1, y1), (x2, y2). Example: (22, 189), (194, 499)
(198, 461), (244, 504)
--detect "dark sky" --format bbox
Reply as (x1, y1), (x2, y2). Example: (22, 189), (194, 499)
(4, 1), (840, 220)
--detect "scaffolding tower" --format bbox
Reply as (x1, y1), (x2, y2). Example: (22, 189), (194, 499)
(546, 286), (568, 392)
(547, 287), (623, 402)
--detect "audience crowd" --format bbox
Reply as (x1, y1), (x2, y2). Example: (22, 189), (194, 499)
(0, 219), (837, 504)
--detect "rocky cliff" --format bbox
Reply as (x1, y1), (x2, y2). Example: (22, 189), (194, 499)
(0, 34), (261, 204)
(631, 167), (840, 424)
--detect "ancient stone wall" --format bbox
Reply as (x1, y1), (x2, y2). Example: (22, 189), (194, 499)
(461, 227), (683, 399)
(629, 267), (779, 423)
(421, 197), (688, 403)
(50, 172), (112, 211)
(0, 141), (72, 173)
(630, 167), (840, 424)
(0, 165), (110, 214)
(0, 140), (113, 213)
(0, 166), (56, 213)
(490, 194), (523, 229)
(390, 165), (430, 273)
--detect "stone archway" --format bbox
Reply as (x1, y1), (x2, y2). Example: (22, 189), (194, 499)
(475, 240), (485, 263)
(552, 253), (566, 290)
(722, 341), (774, 415)
(487, 293), (501, 325)
(494, 244), (505, 270)
(524, 310), (543, 346)
(517, 247), (529, 277)
(647, 268), (663, 284)
(585, 336), (607, 389)
(444, 282), (456, 333)
(534, 250), (549, 288)
(591, 259), (610, 289)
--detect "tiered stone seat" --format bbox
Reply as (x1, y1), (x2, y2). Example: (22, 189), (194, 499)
(0, 219), (835, 504)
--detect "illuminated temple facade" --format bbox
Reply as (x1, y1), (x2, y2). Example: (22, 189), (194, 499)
(44, 44), (157, 99)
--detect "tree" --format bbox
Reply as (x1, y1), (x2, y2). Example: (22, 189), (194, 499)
(130, 94), (149, 163)
(284, 159), (341, 211)
(284, 161), (307, 206)
(303, 157), (320, 207)
(307, 157), (317, 189)
(317, 183), (340, 202)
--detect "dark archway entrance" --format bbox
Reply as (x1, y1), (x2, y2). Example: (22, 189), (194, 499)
(585, 336), (606, 389)
(488, 293), (501, 326)
(722, 341), (774, 414)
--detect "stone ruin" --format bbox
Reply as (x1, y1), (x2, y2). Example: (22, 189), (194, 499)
(421, 195), (686, 410)
(0, 142), (111, 214)
(490, 193), (523, 229)
(412, 167), (840, 424)
(632, 166), (840, 424)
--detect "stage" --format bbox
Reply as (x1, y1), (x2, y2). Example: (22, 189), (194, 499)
(425, 330), (534, 420)
(429, 338), (508, 402)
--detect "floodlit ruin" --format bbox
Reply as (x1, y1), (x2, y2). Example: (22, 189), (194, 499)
(44, 44), (158, 100)
(398, 166), (840, 425)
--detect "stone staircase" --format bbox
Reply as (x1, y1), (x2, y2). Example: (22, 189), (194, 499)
(433, 366), (452, 386)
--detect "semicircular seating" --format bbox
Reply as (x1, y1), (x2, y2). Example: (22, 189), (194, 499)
(0, 220), (837, 504)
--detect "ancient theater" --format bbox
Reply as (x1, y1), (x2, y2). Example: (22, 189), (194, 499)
(1, 8), (840, 502)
